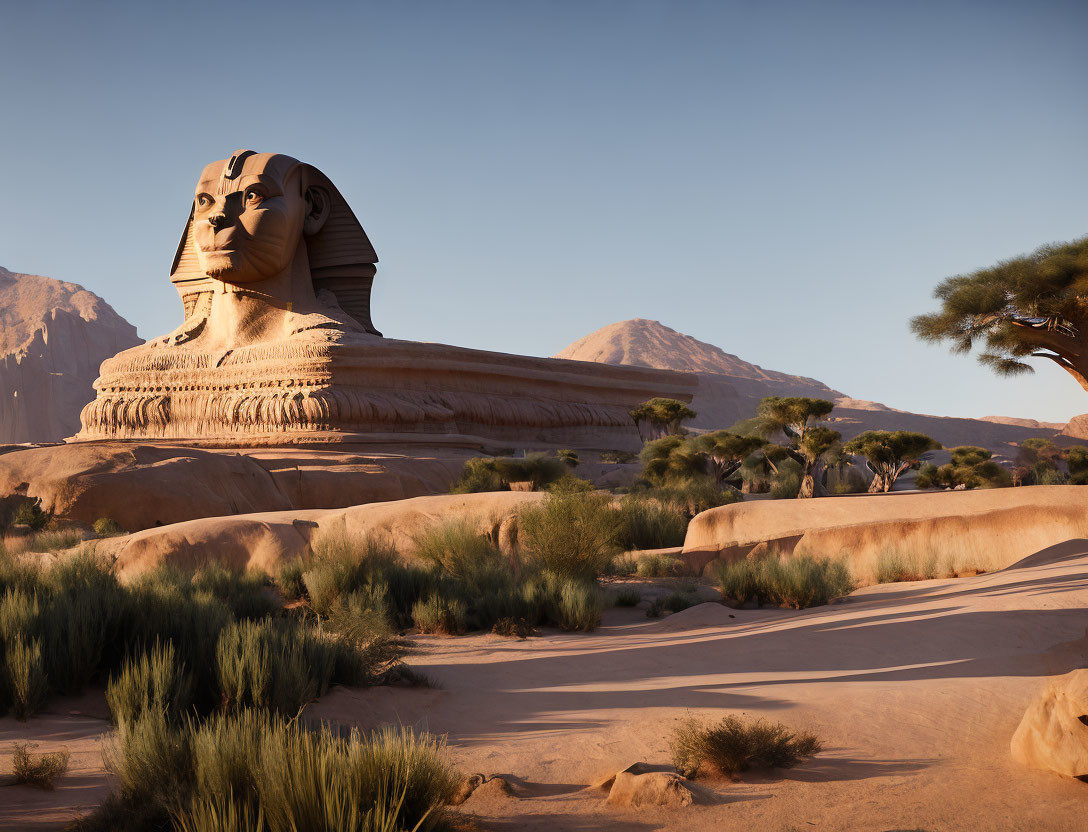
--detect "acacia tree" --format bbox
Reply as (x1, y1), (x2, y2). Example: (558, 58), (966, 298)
(692, 431), (766, 485)
(843, 430), (941, 493)
(797, 427), (843, 498)
(911, 236), (1088, 392)
(756, 397), (835, 443)
(629, 398), (697, 441)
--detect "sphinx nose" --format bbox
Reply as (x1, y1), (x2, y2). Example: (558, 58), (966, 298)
(207, 211), (228, 230)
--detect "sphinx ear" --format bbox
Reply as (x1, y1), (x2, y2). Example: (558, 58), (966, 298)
(303, 185), (331, 236)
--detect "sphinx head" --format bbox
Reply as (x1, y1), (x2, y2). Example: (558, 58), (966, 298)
(171, 149), (381, 334)
(191, 150), (328, 284)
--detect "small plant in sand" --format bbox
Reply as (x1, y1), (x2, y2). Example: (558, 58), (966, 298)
(716, 555), (854, 609)
(106, 641), (194, 724)
(635, 552), (680, 578)
(614, 495), (689, 550)
(93, 517), (127, 538)
(412, 593), (468, 635)
(11, 743), (70, 789)
(671, 713), (822, 778)
(612, 587), (642, 607)
(13, 497), (51, 531)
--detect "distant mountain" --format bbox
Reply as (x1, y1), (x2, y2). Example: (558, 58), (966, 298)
(555, 319), (1065, 455)
(0, 267), (142, 443)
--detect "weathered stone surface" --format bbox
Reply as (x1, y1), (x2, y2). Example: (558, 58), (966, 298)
(1061, 413), (1088, 440)
(682, 486), (1088, 583)
(0, 267), (141, 443)
(76, 151), (693, 451)
(1011, 668), (1088, 778)
(605, 770), (695, 808)
(96, 491), (543, 577)
(0, 442), (469, 530)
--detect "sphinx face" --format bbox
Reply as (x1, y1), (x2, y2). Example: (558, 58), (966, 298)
(193, 152), (306, 285)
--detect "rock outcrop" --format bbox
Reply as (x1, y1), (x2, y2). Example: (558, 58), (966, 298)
(681, 486), (1088, 582)
(1011, 668), (1088, 779)
(555, 319), (1065, 454)
(0, 267), (141, 443)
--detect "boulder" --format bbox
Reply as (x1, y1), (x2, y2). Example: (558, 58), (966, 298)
(1011, 669), (1088, 778)
(0, 442), (469, 531)
(605, 770), (695, 808)
(682, 486), (1088, 584)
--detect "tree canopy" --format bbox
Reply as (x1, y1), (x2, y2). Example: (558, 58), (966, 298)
(691, 431), (766, 483)
(756, 397), (835, 442)
(911, 236), (1088, 391)
(843, 430), (941, 493)
(629, 398), (697, 441)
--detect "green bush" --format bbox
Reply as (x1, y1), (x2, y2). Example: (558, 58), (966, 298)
(600, 450), (637, 464)
(672, 713), (822, 778)
(412, 594), (467, 635)
(215, 618), (342, 717)
(13, 498), (51, 531)
(93, 517), (127, 538)
(518, 491), (622, 581)
(716, 555), (854, 609)
(615, 496), (689, 550)
(554, 579), (603, 631)
(277, 560), (308, 602)
(413, 519), (503, 581)
(6, 636), (49, 720)
(635, 553), (680, 578)
(662, 591), (699, 614)
(12, 743), (70, 789)
(613, 587), (642, 607)
(106, 641), (194, 724)
(25, 529), (82, 553)
(191, 565), (278, 620)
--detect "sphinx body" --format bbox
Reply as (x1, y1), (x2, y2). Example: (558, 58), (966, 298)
(79, 151), (693, 449)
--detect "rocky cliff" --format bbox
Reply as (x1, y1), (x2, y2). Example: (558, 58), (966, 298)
(0, 267), (142, 443)
(555, 319), (1064, 454)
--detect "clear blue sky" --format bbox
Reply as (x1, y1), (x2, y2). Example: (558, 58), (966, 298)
(2, 0), (1086, 422)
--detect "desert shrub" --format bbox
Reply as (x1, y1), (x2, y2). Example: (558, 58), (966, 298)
(554, 579), (603, 631)
(0, 547), (40, 596)
(546, 473), (595, 493)
(492, 616), (536, 638)
(13, 498), (51, 531)
(101, 711), (460, 832)
(770, 461), (804, 499)
(827, 466), (869, 494)
(613, 587), (642, 607)
(635, 553), (680, 578)
(5, 636), (49, 720)
(503, 452), (568, 490)
(216, 618), (345, 717)
(662, 591), (699, 614)
(916, 447), (1012, 490)
(412, 593), (467, 635)
(11, 743), (70, 789)
(600, 450), (637, 464)
(93, 517), (127, 538)
(191, 564), (279, 620)
(277, 560), (308, 601)
(645, 597), (665, 618)
(715, 558), (761, 605)
(873, 551), (940, 584)
(610, 553), (640, 576)
(25, 529), (83, 553)
(615, 495), (689, 550)
(518, 490), (622, 580)
(449, 457), (508, 493)
(716, 555), (853, 609)
(671, 713), (822, 778)
(413, 519), (502, 580)
(557, 449), (580, 467)
(650, 476), (742, 517)
(106, 641), (194, 724)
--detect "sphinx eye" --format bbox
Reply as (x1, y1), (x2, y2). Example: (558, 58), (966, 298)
(245, 188), (265, 204)
(196, 193), (213, 209)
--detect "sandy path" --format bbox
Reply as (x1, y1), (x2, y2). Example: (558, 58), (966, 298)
(309, 540), (1088, 831)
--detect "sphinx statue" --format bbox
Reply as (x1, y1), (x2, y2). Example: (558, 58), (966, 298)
(79, 150), (694, 448)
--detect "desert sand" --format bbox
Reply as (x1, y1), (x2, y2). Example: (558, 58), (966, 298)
(6, 537), (1085, 831)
